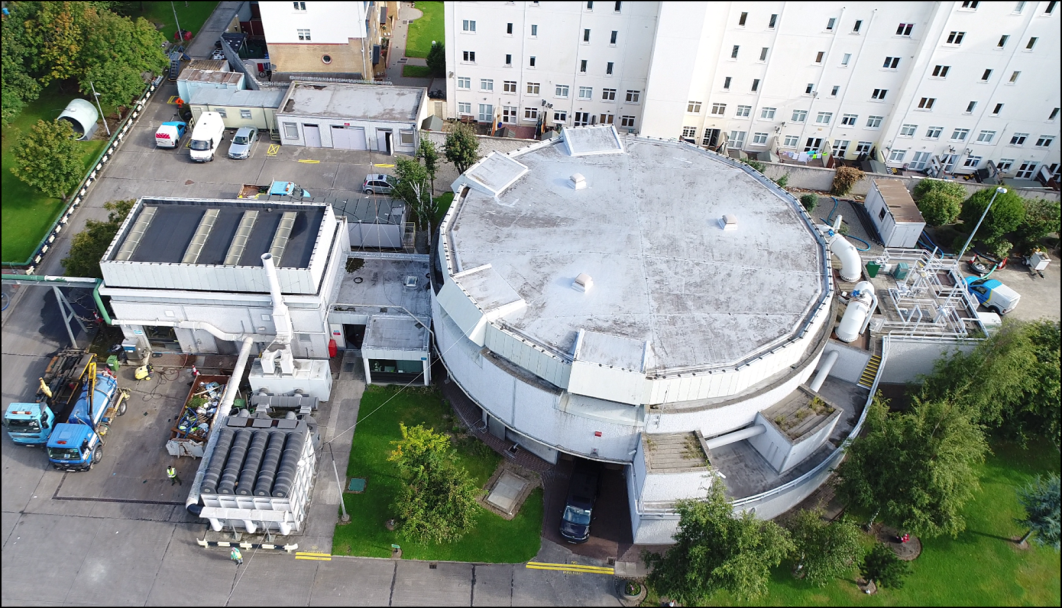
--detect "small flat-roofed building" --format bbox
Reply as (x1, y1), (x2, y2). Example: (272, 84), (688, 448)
(275, 81), (427, 154)
(189, 88), (287, 133)
(865, 178), (926, 248)
(177, 68), (244, 106)
(330, 197), (410, 249)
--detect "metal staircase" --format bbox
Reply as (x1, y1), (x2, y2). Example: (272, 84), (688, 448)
(857, 354), (882, 389)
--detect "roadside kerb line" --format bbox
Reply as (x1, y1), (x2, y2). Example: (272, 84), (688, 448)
(525, 562), (614, 574)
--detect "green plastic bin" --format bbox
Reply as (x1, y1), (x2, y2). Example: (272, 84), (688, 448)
(865, 261), (882, 278)
(106, 355), (120, 374)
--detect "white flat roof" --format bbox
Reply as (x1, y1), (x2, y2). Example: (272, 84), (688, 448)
(445, 135), (827, 372)
(279, 81), (423, 122)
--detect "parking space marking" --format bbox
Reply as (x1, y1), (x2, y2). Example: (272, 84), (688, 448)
(373, 163), (395, 168)
(525, 561), (614, 575)
(298, 159), (321, 164)
(295, 551), (332, 561)
(167, 95), (182, 105)
(267, 144), (280, 156)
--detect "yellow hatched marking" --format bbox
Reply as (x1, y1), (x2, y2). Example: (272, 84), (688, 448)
(266, 144), (280, 156)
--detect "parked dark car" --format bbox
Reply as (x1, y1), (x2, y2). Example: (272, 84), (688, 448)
(560, 459), (601, 543)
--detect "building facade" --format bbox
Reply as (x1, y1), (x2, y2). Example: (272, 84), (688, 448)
(258, 1), (388, 79)
(445, 1), (1060, 180)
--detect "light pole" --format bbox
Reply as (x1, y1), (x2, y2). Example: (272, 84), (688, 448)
(89, 81), (111, 136)
(957, 186), (1006, 259)
(171, 1), (184, 44)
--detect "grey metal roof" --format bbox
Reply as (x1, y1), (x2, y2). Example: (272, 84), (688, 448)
(190, 87), (287, 109)
(277, 81), (424, 122)
(331, 197), (406, 225)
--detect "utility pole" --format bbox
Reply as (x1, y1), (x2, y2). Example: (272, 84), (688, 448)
(171, 1), (184, 43)
(89, 82), (111, 136)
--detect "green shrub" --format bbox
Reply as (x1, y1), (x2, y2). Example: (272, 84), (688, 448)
(800, 194), (819, 213)
(913, 180), (966, 226)
(775, 173), (790, 189)
(831, 167), (865, 196)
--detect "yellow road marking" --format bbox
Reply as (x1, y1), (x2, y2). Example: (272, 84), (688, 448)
(525, 561), (614, 574)
(267, 144), (280, 156)
(298, 159), (321, 164)
(167, 96), (181, 104)
(373, 163), (395, 168)
(295, 551), (331, 561)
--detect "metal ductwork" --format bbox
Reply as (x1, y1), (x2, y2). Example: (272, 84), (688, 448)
(820, 215), (862, 282)
(809, 350), (839, 392)
(837, 281), (877, 343)
(237, 431), (269, 495)
(703, 424), (767, 450)
(255, 432), (288, 496)
(218, 429), (251, 495)
(260, 253), (295, 376)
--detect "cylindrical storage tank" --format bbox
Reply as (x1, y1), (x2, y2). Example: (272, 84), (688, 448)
(218, 430), (251, 494)
(201, 428), (235, 494)
(272, 431), (307, 498)
(255, 432), (288, 496)
(237, 431), (269, 495)
(837, 282), (876, 343)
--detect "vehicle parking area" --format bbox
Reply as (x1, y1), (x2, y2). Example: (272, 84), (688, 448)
(979, 252), (1061, 322)
(542, 456), (634, 562)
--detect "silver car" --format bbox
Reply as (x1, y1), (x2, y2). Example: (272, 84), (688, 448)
(228, 127), (258, 159)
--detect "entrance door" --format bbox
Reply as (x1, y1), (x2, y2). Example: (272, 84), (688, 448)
(909, 151), (931, 171)
(343, 324), (366, 349)
(1015, 161), (1037, 179)
(304, 124), (322, 147)
(702, 128), (721, 149)
(377, 130), (392, 154)
(573, 112), (591, 126)
(332, 126), (353, 150)
(804, 137), (822, 152)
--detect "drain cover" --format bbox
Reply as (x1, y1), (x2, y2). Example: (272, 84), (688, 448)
(347, 477), (367, 492)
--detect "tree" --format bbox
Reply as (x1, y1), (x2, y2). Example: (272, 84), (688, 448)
(1016, 474), (1061, 550)
(788, 509), (863, 587)
(79, 11), (168, 112)
(1, 2), (44, 126)
(1015, 198), (1061, 253)
(62, 199), (135, 278)
(444, 123), (480, 175)
(387, 423), (480, 544)
(958, 188), (1027, 245)
(913, 180), (967, 226)
(394, 157), (436, 230)
(835, 395), (987, 538)
(800, 194), (818, 213)
(860, 542), (912, 589)
(24, 1), (94, 87)
(417, 138), (440, 195)
(644, 481), (795, 604)
(11, 120), (85, 198)
(831, 166), (864, 196)
(426, 41), (446, 78)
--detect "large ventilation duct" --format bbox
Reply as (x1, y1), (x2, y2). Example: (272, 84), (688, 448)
(218, 429), (251, 494)
(837, 281), (877, 343)
(237, 431), (269, 495)
(201, 428), (235, 494)
(809, 350), (839, 392)
(820, 216), (862, 282)
(703, 424), (767, 450)
(260, 253), (295, 375)
(272, 431), (306, 498)
(255, 432), (288, 496)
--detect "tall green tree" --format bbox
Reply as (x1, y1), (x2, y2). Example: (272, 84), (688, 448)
(1, 2), (44, 126)
(860, 542), (912, 589)
(79, 10), (168, 111)
(644, 481), (795, 603)
(24, 1), (94, 86)
(62, 199), (135, 278)
(417, 138), (440, 196)
(959, 187), (1027, 245)
(444, 123), (480, 175)
(394, 157), (436, 230)
(387, 423), (480, 544)
(426, 41), (446, 78)
(913, 179), (967, 226)
(11, 119), (85, 198)
(1015, 198), (1061, 253)
(1016, 474), (1061, 550)
(835, 395), (987, 538)
(788, 509), (863, 587)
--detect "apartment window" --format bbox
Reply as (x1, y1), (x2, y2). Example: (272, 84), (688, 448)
(712, 103), (727, 115)
(580, 60), (588, 73)
(462, 19), (476, 32)
(293, 2), (305, 9)
(1050, 108), (1060, 121)
(976, 130), (997, 143)
(982, 69), (992, 81)
(792, 109), (808, 122)
(529, 56), (536, 67)
(841, 53), (852, 66)
(831, 85), (839, 96)
(752, 79), (760, 92)
(992, 103), (1004, 115)
(586, 1), (593, 9)
(883, 57), (900, 69)
(723, 77), (732, 90)
(856, 141), (873, 155)
(826, 17), (836, 30)
(524, 107), (538, 120)
(964, 155), (982, 168)
(297, 28), (311, 41)
(946, 31), (965, 45)
(506, 23), (513, 35)
(889, 149), (908, 162)
(555, 84), (569, 98)
(614, 1), (622, 12)
(760, 47), (769, 61)
(729, 131), (746, 147)
(621, 115), (636, 128)
(805, 83), (814, 94)
(478, 104), (493, 122)
(688, 101), (702, 113)
(739, 11), (748, 26)
(606, 62), (614, 75)
(457, 77), (471, 89)
(871, 89), (887, 100)
(1010, 132), (1028, 145)
(527, 82), (540, 94)
(866, 115), (883, 128)
(998, 34), (1009, 47)
(503, 80), (516, 93)
(584, 28), (591, 42)
(480, 79), (493, 92)
(216, 108), (227, 118)
(896, 23), (914, 36)
(462, 51), (476, 62)
(841, 113), (857, 126)
(1009, 71), (1021, 83)
(761, 107), (776, 119)
(731, 45), (740, 59)
(933, 65), (951, 78)
(815, 51), (825, 63)
(458, 102), (472, 115)
(1026, 37), (1037, 49)
(579, 86), (592, 99)
(752, 132), (769, 145)
(783, 135), (799, 147)
(769, 14), (777, 28)
(900, 124), (917, 137)
(833, 140), (850, 156)
(966, 101), (977, 113)
(926, 126), (943, 139)
(625, 90), (640, 103)
(816, 112), (832, 125)
(951, 128), (970, 141)
(240, 109), (252, 120)
(502, 106), (516, 122)
(505, 54), (512, 66)
(1036, 135), (1055, 147)
(853, 20), (863, 33)
(961, 1), (979, 9)
(610, 31), (618, 44)
(603, 88), (617, 101)
(554, 111), (567, 122)
(997, 159), (1014, 172)
(531, 24), (538, 37)
(682, 126), (697, 139)
(1048, 0), (1058, 13)
(918, 97), (935, 110)
(736, 105), (751, 117)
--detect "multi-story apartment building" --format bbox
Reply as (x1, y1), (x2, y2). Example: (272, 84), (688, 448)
(445, 1), (1060, 181)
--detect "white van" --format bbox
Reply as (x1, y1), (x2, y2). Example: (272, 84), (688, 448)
(189, 112), (225, 162)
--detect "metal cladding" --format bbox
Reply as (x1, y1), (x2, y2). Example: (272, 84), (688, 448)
(237, 431), (269, 495)
(201, 428), (235, 494)
(218, 429), (251, 494)
(255, 431), (288, 497)
(272, 431), (306, 498)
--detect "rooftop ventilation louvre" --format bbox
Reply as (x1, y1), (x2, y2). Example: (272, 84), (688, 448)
(573, 273), (593, 293)
(570, 173), (587, 190)
(224, 210), (260, 265)
(719, 214), (738, 231)
(267, 211), (299, 262)
(181, 209), (220, 264)
(115, 206), (157, 261)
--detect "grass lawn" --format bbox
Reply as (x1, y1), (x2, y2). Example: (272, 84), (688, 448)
(127, 1), (219, 41)
(434, 192), (455, 225)
(648, 438), (1060, 606)
(333, 384), (543, 562)
(2, 83), (108, 263)
(406, 2), (444, 58)
(402, 64), (432, 78)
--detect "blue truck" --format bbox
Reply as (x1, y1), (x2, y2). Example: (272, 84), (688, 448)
(2, 349), (95, 446)
(45, 363), (130, 472)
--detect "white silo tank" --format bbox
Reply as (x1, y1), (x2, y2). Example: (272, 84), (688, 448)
(837, 281), (876, 343)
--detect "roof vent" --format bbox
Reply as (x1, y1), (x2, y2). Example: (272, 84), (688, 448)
(570, 173), (587, 190)
(404, 275), (418, 288)
(573, 273), (593, 292)
(719, 214), (738, 231)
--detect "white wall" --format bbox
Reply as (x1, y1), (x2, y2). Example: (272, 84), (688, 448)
(822, 340), (873, 384)
(259, 1), (366, 44)
(640, 470), (711, 503)
(879, 337), (976, 383)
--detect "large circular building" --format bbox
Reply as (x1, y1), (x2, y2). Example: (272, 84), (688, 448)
(433, 126), (845, 543)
